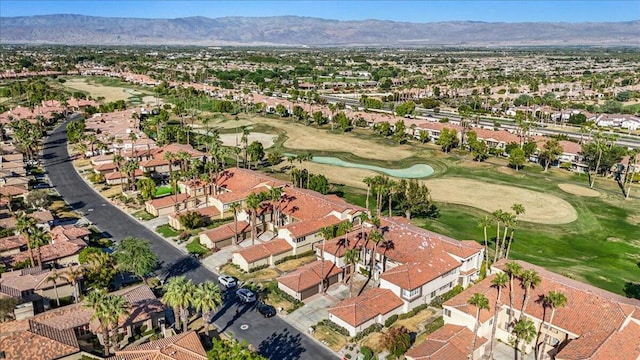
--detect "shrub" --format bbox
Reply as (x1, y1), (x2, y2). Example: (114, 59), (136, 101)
(560, 162), (572, 170)
(317, 319), (350, 337)
(353, 323), (383, 341)
(179, 211), (203, 230)
(249, 264), (269, 273)
(359, 267), (370, 277)
(382, 326), (411, 358)
(429, 285), (464, 308)
(398, 303), (430, 320)
(361, 346), (374, 360)
(274, 250), (315, 265)
(89, 173), (105, 184)
(385, 314), (399, 327)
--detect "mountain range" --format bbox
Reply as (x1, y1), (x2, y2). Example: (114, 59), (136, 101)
(1, 14), (639, 47)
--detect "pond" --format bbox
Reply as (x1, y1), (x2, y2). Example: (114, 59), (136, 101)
(311, 156), (434, 178)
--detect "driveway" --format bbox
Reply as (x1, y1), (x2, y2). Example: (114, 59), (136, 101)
(42, 119), (338, 360)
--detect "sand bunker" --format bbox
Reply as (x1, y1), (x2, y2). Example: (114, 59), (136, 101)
(558, 183), (600, 197)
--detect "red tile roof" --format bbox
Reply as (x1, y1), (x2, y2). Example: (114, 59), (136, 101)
(0, 234), (26, 252)
(200, 221), (250, 244)
(109, 330), (207, 360)
(277, 260), (342, 292)
(587, 321), (640, 360)
(0, 330), (79, 360)
(380, 257), (460, 291)
(0, 267), (72, 293)
(0, 185), (28, 196)
(282, 215), (343, 238)
(236, 238), (292, 263)
(147, 193), (190, 209)
(405, 324), (488, 360)
(328, 288), (403, 327)
(445, 260), (640, 359)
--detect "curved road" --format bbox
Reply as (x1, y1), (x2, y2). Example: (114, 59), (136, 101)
(42, 120), (337, 360)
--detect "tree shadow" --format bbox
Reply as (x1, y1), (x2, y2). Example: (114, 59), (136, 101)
(623, 282), (640, 300)
(161, 256), (201, 279)
(258, 328), (306, 360)
(219, 301), (254, 333)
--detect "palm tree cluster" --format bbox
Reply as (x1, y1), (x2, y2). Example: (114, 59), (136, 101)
(8, 119), (45, 162)
(479, 262), (567, 360)
(15, 212), (50, 268)
(84, 289), (131, 356)
(162, 276), (223, 336)
(477, 203), (526, 271)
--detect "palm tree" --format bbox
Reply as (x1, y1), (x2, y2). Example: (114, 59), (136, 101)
(490, 273), (509, 359)
(363, 176), (373, 211)
(478, 216), (492, 270)
(229, 202), (241, 245)
(15, 212), (36, 266)
(519, 269), (541, 320)
(318, 226), (335, 292)
(105, 294), (130, 349)
(62, 267), (84, 303)
(192, 281), (223, 337)
(468, 293), (490, 360)
(30, 227), (50, 268)
(505, 204), (525, 260)
(538, 291), (567, 360)
(512, 319), (536, 360)
(163, 151), (177, 197)
(268, 187), (283, 227)
(46, 270), (64, 307)
(386, 179), (397, 216)
(344, 248), (359, 298)
(241, 126), (251, 168)
(504, 262), (523, 327)
(492, 209), (504, 264)
(368, 229), (384, 280)
(245, 193), (261, 245)
(162, 276), (196, 333)
(84, 289), (111, 356)
(498, 212), (515, 260)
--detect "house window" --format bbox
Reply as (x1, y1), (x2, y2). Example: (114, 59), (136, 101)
(444, 309), (451, 317)
(431, 291), (436, 298)
(402, 288), (420, 299)
(296, 236), (306, 243)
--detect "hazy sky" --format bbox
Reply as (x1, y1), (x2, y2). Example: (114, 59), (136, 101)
(1, 1), (638, 23)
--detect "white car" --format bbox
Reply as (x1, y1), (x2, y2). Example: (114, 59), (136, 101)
(218, 275), (237, 288)
(236, 288), (257, 303)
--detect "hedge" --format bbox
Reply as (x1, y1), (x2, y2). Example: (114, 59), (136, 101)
(429, 285), (463, 308)
(398, 303), (430, 320)
(384, 314), (398, 327)
(316, 319), (350, 337)
(361, 346), (374, 360)
(248, 264), (269, 273)
(353, 323), (383, 341)
(274, 250), (315, 265)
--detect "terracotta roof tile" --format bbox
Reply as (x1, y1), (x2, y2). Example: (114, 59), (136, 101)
(147, 193), (190, 209)
(0, 330), (79, 360)
(380, 257), (459, 291)
(236, 238), (292, 263)
(109, 330), (207, 360)
(201, 221), (250, 244)
(277, 260), (342, 292)
(405, 324), (488, 360)
(329, 288), (403, 327)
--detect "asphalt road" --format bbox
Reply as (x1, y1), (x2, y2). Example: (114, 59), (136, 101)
(42, 119), (337, 360)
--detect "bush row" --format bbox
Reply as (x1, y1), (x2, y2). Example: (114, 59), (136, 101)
(315, 319), (350, 337)
(274, 250), (315, 265)
(398, 303), (430, 320)
(353, 323), (383, 341)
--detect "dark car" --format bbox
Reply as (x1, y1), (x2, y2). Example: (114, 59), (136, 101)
(257, 302), (276, 317)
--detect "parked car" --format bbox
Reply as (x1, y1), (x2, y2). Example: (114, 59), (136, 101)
(236, 288), (256, 303)
(33, 183), (50, 189)
(218, 275), (237, 289)
(257, 302), (276, 317)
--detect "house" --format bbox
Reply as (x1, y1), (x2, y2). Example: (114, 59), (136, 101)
(232, 238), (293, 272)
(199, 220), (250, 249)
(0, 326), (82, 360)
(2, 225), (90, 268)
(0, 234), (27, 258)
(167, 205), (221, 231)
(139, 143), (205, 177)
(104, 169), (144, 186)
(328, 288), (404, 336)
(145, 193), (198, 217)
(109, 330), (207, 360)
(277, 260), (343, 301)
(0, 266), (80, 315)
(438, 260), (640, 359)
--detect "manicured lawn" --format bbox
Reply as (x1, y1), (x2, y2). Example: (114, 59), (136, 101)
(156, 224), (180, 237)
(155, 186), (173, 197)
(220, 264), (279, 283)
(132, 209), (157, 221)
(186, 238), (208, 256)
(312, 324), (348, 352)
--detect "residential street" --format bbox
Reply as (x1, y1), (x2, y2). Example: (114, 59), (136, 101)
(42, 119), (338, 360)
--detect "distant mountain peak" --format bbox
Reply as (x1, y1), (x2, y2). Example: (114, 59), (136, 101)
(1, 14), (638, 47)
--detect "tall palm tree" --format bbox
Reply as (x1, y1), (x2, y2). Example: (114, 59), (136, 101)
(492, 209), (504, 264)
(478, 216), (492, 270)
(512, 319), (536, 360)
(30, 227), (50, 268)
(62, 266), (84, 303)
(245, 193), (261, 245)
(505, 204), (526, 260)
(363, 176), (373, 211)
(192, 281), (223, 337)
(46, 270), (64, 307)
(318, 226), (335, 292)
(504, 262), (523, 327)
(538, 291), (567, 360)
(368, 229), (384, 280)
(268, 187), (283, 227)
(229, 202), (241, 245)
(490, 273), (509, 359)
(498, 212), (515, 260)
(84, 289), (111, 356)
(344, 248), (359, 298)
(519, 269), (541, 321)
(105, 294), (130, 349)
(162, 276), (195, 333)
(386, 179), (397, 216)
(15, 212), (36, 266)
(467, 293), (490, 360)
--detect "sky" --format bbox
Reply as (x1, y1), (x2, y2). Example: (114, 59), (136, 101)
(1, 1), (638, 23)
